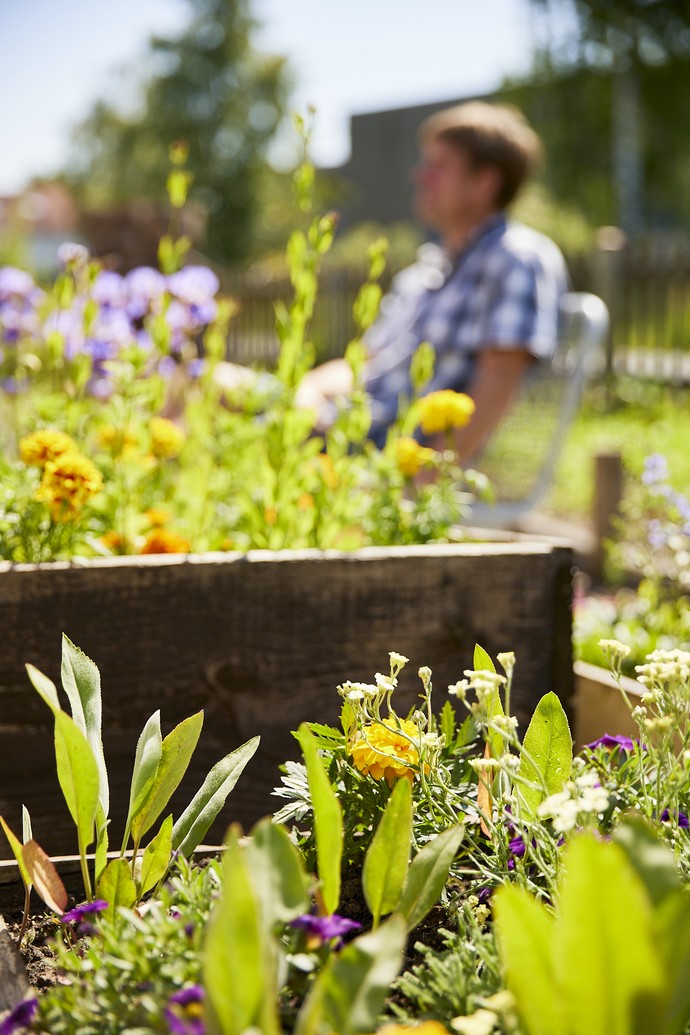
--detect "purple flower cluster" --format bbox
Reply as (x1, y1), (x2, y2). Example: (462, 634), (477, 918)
(291, 912), (361, 948)
(585, 733), (636, 752)
(0, 251), (220, 399)
(641, 454), (690, 545)
(0, 997), (37, 1035)
(164, 985), (205, 1035)
(60, 898), (109, 935)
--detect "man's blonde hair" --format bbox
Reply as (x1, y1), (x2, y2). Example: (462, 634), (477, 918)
(419, 101), (543, 208)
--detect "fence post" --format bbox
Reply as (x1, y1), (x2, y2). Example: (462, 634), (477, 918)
(591, 450), (624, 584)
(589, 226), (627, 376)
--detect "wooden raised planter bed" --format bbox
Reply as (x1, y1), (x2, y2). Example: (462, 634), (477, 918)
(572, 659), (644, 747)
(0, 541), (573, 856)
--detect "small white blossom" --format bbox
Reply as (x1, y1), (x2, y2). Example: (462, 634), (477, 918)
(448, 679), (470, 699)
(599, 638), (632, 659)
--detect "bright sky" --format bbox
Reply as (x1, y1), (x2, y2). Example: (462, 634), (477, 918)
(0, 0), (535, 194)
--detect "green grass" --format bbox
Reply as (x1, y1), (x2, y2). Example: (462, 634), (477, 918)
(544, 379), (690, 521)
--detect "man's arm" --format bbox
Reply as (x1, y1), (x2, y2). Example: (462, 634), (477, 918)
(427, 347), (533, 463)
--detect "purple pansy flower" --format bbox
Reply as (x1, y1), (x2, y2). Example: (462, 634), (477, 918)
(291, 913), (362, 945)
(61, 899), (109, 925)
(125, 266), (166, 318)
(0, 997), (37, 1035)
(585, 733), (636, 752)
(164, 985), (205, 1035)
(91, 270), (127, 309)
(661, 809), (690, 828)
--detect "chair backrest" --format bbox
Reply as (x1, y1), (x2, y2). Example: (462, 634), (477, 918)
(472, 292), (609, 513)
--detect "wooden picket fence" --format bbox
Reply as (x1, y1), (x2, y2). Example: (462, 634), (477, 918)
(219, 234), (690, 381)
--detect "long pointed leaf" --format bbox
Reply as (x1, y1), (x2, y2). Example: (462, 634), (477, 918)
(362, 778), (411, 926)
(130, 712), (203, 844)
(517, 692), (572, 818)
(97, 858), (137, 919)
(396, 824), (464, 931)
(139, 816), (173, 897)
(0, 817), (32, 889)
(61, 635), (109, 817)
(54, 710), (100, 850)
(204, 826), (270, 1035)
(25, 664), (60, 713)
(297, 725), (343, 915)
(246, 818), (309, 928)
(171, 736), (260, 857)
(124, 711), (163, 846)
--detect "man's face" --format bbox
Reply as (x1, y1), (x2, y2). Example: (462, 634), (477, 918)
(413, 137), (499, 231)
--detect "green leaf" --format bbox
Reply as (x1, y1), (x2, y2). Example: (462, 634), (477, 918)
(517, 692), (572, 818)
(97, 858), (137, 919)
(131, 712), (203, 845)
(246, 818), (309, 927)
(139, 815), (173, 896)
(60, 635), (109, 818)
(296, 915), (406, 1035)
(124, 711), (163, 845)
(22, 840), (67, 914)
(21, 805), (32, 846)
(655, 890), (690, 1035)
(0, 817), (32, 888)
(54, 710), (100, 850)
(396, 824), (464, 932)
(555, 833), (665, 1035)
(362, 779), (412, 926)
(25, 663), (60, 712)
(95, 803), (109, 884)
(439, 700), (457, 747)
(613, 816), (681, 906)
(473, 644), (506, 759)
(204, 826), (273, 1035)
(473, 643), (496, 673)
(493, 884), (560, 1035)
(171, 736), (260, 857)
(297, 724), (343, 915)
(302, 723), (345, 751)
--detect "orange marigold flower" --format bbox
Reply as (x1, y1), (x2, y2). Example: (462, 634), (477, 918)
(350, 718), (422, 785)
(19, 429), (78, 467)
(395, 437), (436, 478)
(367, 1024), (449, 1035)
(145, 507), (173, 527)
(100, 531), (128, 553)
(298, 492), (315, 511)
(139, 529), (191, 554)
(264, 506), (278, 526)
(416, 390), (476, 436)
(149, 417), (185, 459)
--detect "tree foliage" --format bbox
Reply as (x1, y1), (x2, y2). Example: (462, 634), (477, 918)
(68, 0), (289, 264)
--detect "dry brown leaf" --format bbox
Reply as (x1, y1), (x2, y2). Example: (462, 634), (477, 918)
(21, 840), (68, 914)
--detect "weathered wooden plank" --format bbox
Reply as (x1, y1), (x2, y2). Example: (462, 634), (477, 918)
(0, 543), (572, 857)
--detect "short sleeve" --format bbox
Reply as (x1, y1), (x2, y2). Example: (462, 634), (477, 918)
(482, 248), (567, 361)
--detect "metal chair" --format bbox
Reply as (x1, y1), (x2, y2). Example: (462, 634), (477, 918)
(466, 292), (609, 528)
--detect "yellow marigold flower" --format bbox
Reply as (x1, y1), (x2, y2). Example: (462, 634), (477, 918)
(317, 453), (339, 490)
(35, 453), (103, 520)
(395, 437), (436, 478)
(264, 506), (278, 526)
(149, 417), (185, 459)
(139, 528), (191, 554)
(19, 429), (78, 467)
(145, 507), (173, 527)
(350, 718), (422, 785)
(97, 424), (137, 456)
(417, 390), (476, 436)
(298, 492), (315, 511)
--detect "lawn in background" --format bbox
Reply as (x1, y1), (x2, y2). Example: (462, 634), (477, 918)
(544, 379), (690, 523)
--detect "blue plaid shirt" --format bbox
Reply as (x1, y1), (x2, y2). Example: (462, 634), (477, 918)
(363, 214), (568, 445)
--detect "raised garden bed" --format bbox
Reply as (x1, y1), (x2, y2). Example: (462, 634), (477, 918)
(0, 539), (573, 856)
(572, 658), (643, 747)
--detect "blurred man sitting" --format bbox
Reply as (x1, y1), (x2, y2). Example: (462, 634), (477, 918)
(290, 101), (568, 461)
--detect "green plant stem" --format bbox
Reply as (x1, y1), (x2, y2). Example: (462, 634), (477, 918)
(79, 835), (93, 902)
(17, 883), (30, 946)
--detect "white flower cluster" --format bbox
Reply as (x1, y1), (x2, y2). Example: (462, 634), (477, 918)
(537, 771), (610, 833)
(635, 648), (690, 686)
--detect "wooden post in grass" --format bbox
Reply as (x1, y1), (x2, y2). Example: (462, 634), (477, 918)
(592, 451), (624, 583)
